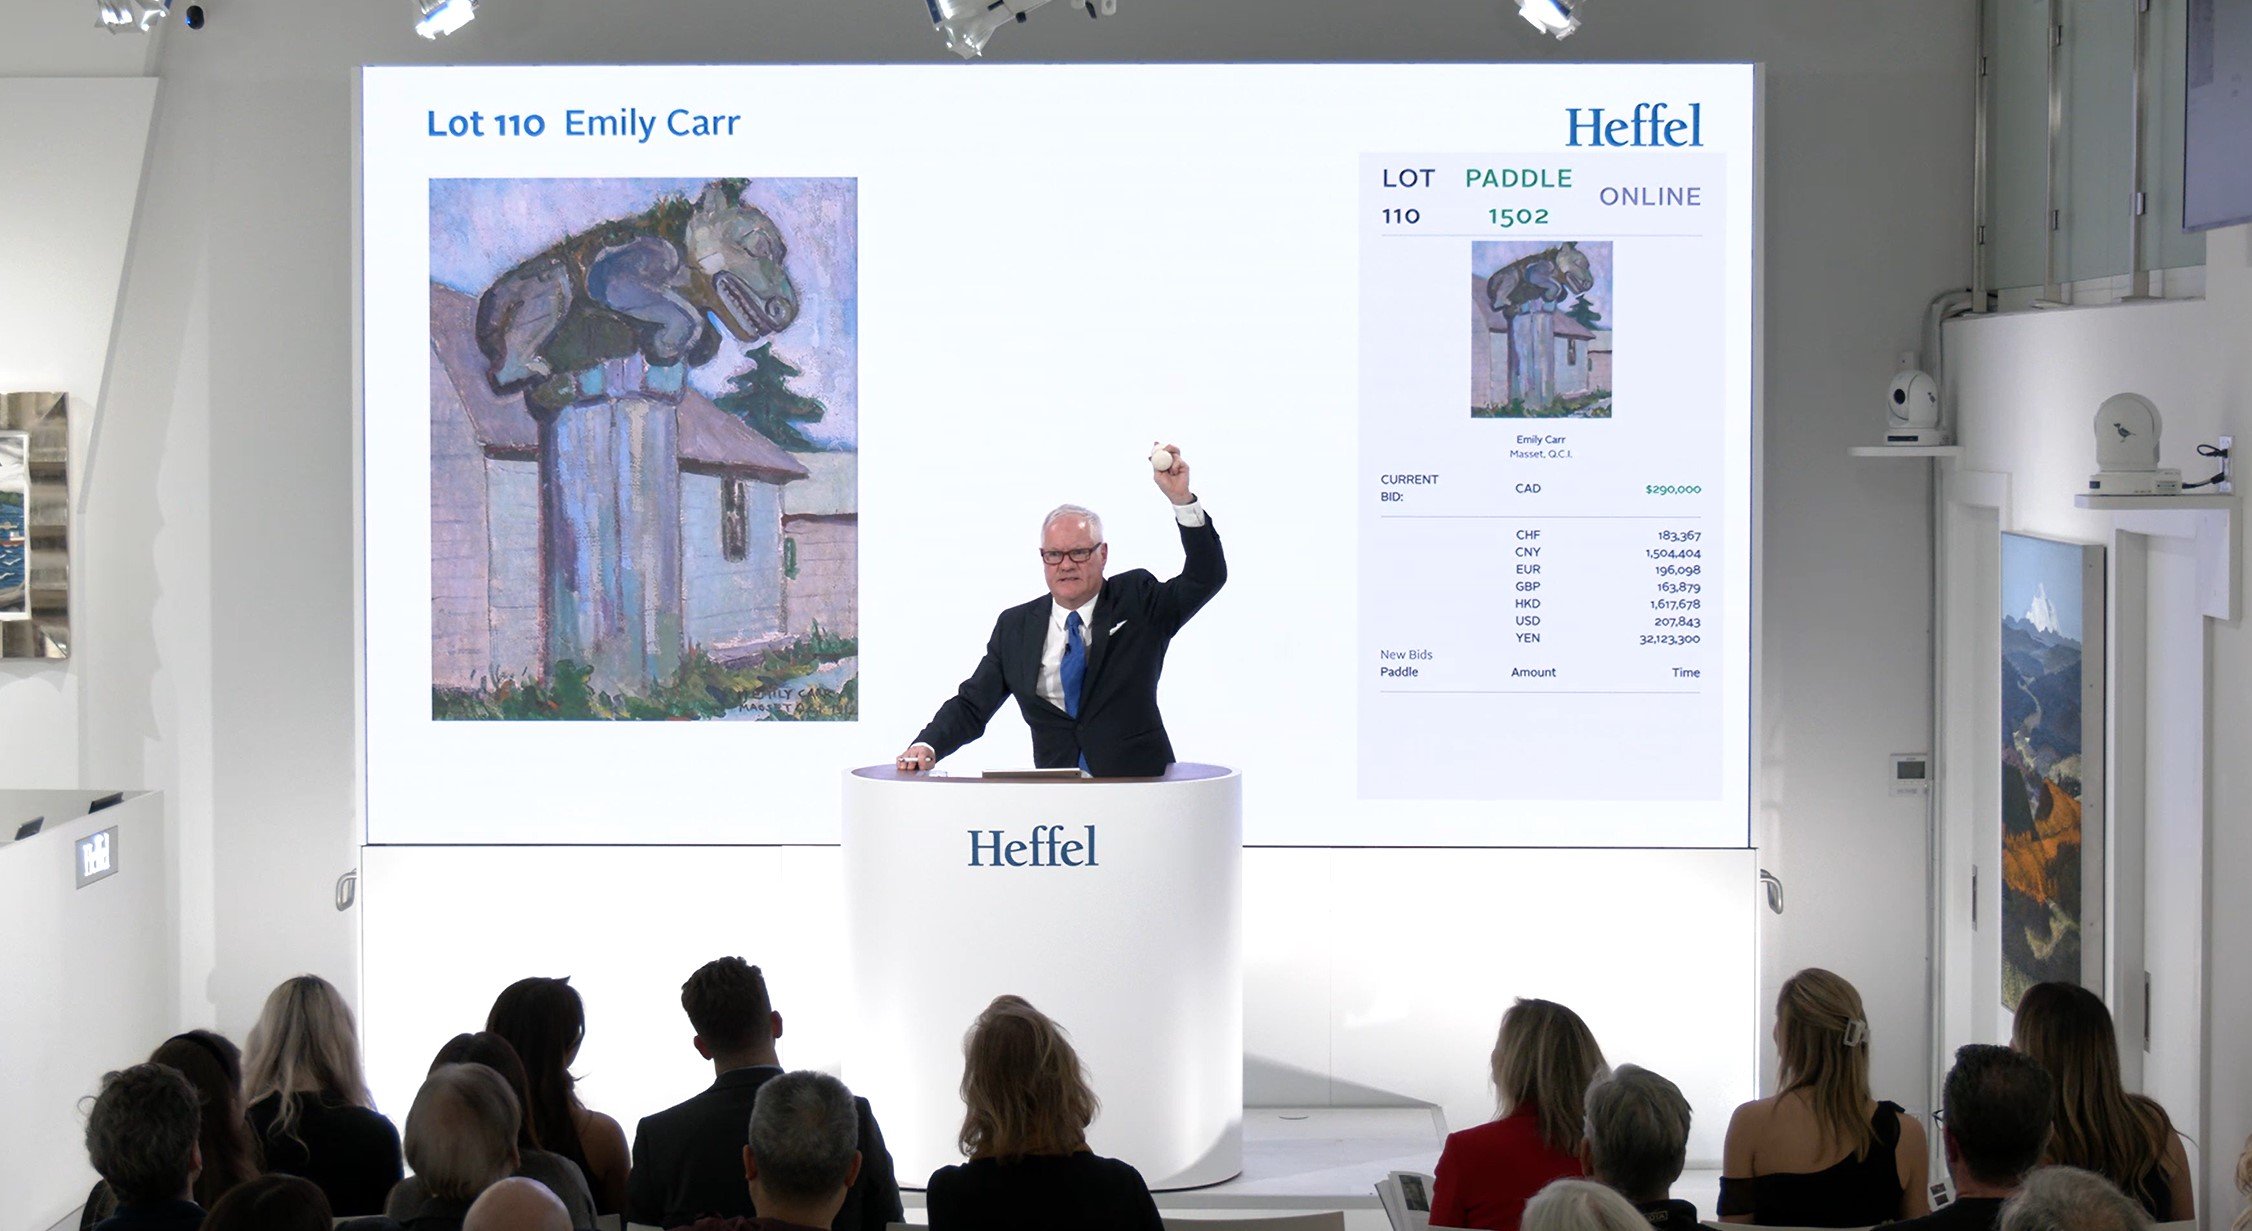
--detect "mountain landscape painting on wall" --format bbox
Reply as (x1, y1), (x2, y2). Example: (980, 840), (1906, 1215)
(1999, 533), (2102, 1011)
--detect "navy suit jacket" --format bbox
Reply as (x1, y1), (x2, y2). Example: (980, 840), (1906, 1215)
(914, 516), (1226, 777)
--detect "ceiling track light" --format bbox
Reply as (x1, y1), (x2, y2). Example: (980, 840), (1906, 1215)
(415, 0), (477, 39)
(1515, 0), (1581, 40)
(924, 0), (1117, 61)
(97, 0), (170, 33)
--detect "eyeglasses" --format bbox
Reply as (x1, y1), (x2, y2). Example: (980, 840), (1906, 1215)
(1039, 545), (1103, 565)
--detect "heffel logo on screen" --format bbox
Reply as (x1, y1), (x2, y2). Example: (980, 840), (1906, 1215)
(1565, 103), (1704, 147)
(967, 825), (1099, 868)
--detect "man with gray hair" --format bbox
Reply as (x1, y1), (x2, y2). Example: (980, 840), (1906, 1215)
(679, 1071), (864, 1231)
(85, 1063), (205, 1231)
(391, 1063), (522, 1230)
(463, 1177), (571, 1231)
(897, 443), (1225, 778)
(1997, 1166), (2150, 1231)
(1581, 1064), (1698, 1230)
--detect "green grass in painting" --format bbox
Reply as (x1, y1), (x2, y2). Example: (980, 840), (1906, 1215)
(1472, 389), (1613, 419)
(434, 625), (857, 721)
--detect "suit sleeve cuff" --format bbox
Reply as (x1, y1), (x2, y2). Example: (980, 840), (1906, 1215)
(1171, 498), (1207, 527)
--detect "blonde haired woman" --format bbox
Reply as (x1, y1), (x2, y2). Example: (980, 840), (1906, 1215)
(1719, 968), (1928, 1225)
(242, 974), (403, 1216)
(924, 995), (1163, 1231)
(1429, 998), (1609, 1231)
(2012, 981), (2193, 1220)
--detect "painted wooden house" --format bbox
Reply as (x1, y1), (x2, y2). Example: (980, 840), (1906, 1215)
(780, 450), (858, 638)
(429, 283), (808, 690)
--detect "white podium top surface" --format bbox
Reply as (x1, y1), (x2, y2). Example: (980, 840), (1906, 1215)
(851, 762), (1236, 785)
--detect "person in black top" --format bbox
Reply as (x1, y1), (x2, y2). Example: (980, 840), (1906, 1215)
(924, 995), (1163, 1231)
(82, 1031), (263, 1230)
(628, 958), (901, 1230)
(85, 1063), (206, 1231)
(1719, 969), (1930, 1225)
(242, 975), (403, 1216)
(1890, 1046), (2054, 1231)
(2012, 982), (2194, 1221)
(1583, 1065), (1700, 1230)
(679, 1071), (871, 1231)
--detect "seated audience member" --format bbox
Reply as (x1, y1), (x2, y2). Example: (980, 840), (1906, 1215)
(1997, 1166), (2150, 1231)
(486, 976), (630, 1215)
(1720, 968), (1930, 1225)
(243, 975), (404, 1216)
(82, 1031), (262, 1229)
(1890, 1045), (2054, 1231)
(2013, 982), (2194, 1221)
(463, 1178), (572, 1231)
(200, 1175), (331, 1231)
(1582, 1064), (1698, 1230)
(924, 995), (1163, 1231)
(383, 1033), (596, 1230)
(387, 1063), (523, 1231)
(1520, 1179), (1654, 1231)
(681, 1070), (867, 1231)
(1430, 998), (1608, 1231)
(629, 959), (901, 1230)
(84, 1063), (206, 1231)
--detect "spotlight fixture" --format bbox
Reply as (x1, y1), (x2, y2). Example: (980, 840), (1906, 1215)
(1515, 0), (1580, 39)
(414, 0), (476, 39)
(925, 0), (1117, 60)
(96, 0), (171, 33)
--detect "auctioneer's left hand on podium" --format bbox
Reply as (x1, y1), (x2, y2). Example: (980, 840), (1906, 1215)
(897, 443), (1225, 777)
(841, 763), (1243, 1191)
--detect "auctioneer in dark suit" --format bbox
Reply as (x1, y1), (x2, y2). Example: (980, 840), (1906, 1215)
(625, 1065), (902, 1231)
(912, 510), (1226, 778)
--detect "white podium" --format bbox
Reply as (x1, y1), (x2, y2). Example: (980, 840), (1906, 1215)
(843, 763), (1243, 1191)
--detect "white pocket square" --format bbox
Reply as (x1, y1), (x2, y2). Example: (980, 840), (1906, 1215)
(1109, 620), (1128, 635)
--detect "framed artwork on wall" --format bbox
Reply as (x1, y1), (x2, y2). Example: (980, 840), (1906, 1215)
(1999, 531), (2105, 1010)
(0, 392), (66, 660)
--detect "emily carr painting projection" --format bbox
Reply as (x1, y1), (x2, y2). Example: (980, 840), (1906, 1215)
(359, 65), (1756, 846)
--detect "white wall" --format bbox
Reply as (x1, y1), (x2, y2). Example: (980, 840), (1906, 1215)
(5, 0), (1971, 1169)
(0, 77), (156, 785)
(1943, 225), (2252, 1225)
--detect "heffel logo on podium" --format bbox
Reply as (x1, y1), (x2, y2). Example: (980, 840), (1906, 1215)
(967, 824), (1099, 868)
(1565, 103), (1703, 147)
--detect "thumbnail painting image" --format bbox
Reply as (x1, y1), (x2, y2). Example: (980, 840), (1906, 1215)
(2000, 532), (2103, 1009)
(0, 432), (25, 619)
(1470, 240), (1613, 419)
(429, 177), (859, 721)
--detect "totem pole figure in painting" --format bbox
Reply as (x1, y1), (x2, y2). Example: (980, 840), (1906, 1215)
(1484, 241), (1595, 404)
(475, 179), (799, 695)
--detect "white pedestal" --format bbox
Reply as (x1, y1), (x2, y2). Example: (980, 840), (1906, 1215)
(842, 764), (1243, 1192)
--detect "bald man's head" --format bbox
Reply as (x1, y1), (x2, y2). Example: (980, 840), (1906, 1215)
(462, 1177), (569, 1231)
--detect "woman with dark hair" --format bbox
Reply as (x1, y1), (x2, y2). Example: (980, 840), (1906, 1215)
(924, 995), (1162, 1231)
(484, 977), (629, 1215)
(243, 974), (403, 1215)
(202, 1175), (333, 1231)
(1430, 998), (1608, 1231)
(2012, 981), (2194, 1221)
(80, 1030), (265, 1229)
(383, 1033), (599, 1230)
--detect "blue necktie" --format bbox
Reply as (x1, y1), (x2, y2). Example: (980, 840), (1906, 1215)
(1062, 610), (1089, 772)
